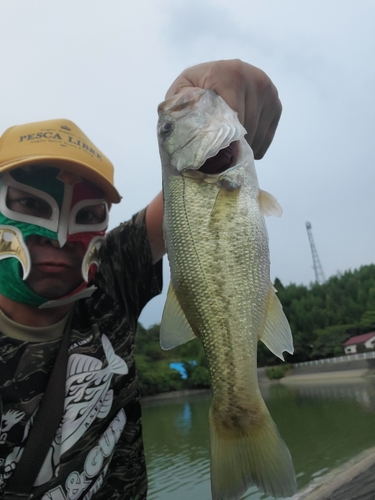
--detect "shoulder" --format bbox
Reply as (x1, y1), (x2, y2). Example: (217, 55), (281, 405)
(92, 209), (162, 316)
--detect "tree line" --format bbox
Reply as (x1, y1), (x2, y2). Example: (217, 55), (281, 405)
(136, 264), (375, 395)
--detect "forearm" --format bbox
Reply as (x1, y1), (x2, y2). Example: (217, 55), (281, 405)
(145, 191), (165, 264)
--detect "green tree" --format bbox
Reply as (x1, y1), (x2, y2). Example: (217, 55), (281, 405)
(311, 325), (351, 359)
(189, 366), (210, 388)
(360, 310), (375, 327)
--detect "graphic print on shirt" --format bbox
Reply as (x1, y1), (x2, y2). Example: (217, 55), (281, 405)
(35, 334), (128, 487)
(41, 408), (127, 500)
(0, 410), (24, 444)
(0, 409), (25, 489)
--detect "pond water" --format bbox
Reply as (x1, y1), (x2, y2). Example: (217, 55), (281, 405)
(141, 378), (375, 499)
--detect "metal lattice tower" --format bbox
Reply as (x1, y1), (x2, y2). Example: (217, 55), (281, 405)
(305, 222), (326, 284)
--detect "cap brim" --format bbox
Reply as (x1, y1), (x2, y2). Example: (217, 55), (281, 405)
(0, 156), (122, 204)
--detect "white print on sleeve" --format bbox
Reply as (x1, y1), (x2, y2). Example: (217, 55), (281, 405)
(35, 335), (128, 487)
(0, 410), (24, 444)
(41, 409), (127, 500)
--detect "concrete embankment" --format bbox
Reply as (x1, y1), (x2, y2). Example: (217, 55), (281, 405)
(264, 357), (375, 384)
(263, 358), (375, 499)
(292, 446), (375, 500)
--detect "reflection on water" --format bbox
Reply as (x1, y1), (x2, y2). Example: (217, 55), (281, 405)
(282, 380), (375, 410)
(142, 379), (375, 499)
(175, 404), (193, 434)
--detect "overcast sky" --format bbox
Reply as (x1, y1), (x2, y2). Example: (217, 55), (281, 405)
(1, 0), (374, 327)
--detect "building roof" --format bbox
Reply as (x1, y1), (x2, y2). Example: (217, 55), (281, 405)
(344, 332), (375, 346)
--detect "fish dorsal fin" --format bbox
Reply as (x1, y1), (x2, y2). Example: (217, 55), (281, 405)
(259, 190), (283, 217)
(68, 354), (102, 376)
(259, 286), (293, 361)
(160, 282), (197, 350)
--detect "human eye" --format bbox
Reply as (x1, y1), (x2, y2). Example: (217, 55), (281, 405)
(6, 188), (52, 219)
(76, 204), (107, 225)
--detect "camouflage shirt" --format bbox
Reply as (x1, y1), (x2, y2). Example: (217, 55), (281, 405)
(0, 210), (162, 500)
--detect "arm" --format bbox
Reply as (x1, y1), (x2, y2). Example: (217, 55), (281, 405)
(145, 191), (164, 264)
(146, 59), (282, 261)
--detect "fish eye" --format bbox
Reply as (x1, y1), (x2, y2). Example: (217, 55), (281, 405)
(160, 122), (174, 135)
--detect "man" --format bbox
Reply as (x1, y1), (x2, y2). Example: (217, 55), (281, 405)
(0, 60), (281, 499)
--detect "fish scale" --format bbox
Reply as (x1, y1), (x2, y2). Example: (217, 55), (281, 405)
(158, 88), (296, 499)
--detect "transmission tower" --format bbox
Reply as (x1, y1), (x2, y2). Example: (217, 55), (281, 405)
(305, 222), (326, 284)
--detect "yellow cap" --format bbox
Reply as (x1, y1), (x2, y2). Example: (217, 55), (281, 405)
(0, 119), (121, 203)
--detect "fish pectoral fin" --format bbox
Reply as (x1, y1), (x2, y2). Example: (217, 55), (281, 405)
(160, 283), (197, 350)
(259, 286), (293, 361)
(258, 189), (283, 217)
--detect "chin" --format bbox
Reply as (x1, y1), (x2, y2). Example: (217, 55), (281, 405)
(26, 279), (81, 300)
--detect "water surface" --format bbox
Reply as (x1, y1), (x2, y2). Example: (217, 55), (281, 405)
(142, 378), (375, 499)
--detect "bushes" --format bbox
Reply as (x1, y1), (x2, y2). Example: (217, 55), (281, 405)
(135, 323), (212, 396)
(187, 365), (210, 388)
(138, 369), (184, 396)
(265, 364), (291, 380)
(137, 358), (185, 396)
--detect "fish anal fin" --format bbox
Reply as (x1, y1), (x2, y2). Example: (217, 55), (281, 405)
(259, 286), (293, 361)
(160, 283), (197, 350)
(259, 189), (282, 217)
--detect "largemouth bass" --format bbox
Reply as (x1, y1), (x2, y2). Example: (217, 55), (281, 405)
(157, 89), (296, 499)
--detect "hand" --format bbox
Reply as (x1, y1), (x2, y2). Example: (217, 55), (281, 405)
(165, 59), (282, 159)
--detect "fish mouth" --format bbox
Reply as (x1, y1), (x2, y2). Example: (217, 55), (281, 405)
(198, 141), (239, 175)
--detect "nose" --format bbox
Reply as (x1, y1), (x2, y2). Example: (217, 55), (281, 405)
(38, 236), (77, 250)
(38, 236), (62, 249)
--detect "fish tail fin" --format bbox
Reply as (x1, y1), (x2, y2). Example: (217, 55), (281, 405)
(209, 401), (296, 499)
(102, 335), (129, 375)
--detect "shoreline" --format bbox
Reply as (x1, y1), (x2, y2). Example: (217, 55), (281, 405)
(142, 388), (211, 405)
(280, 368), (374, 384)
(143, 368), (375, 402)
(292, 446), (375, 500)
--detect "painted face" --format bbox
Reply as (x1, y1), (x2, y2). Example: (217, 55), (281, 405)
(0, 166), (109, 307)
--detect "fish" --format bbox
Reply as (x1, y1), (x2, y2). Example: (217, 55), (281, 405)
(157, 88), (296, 500)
